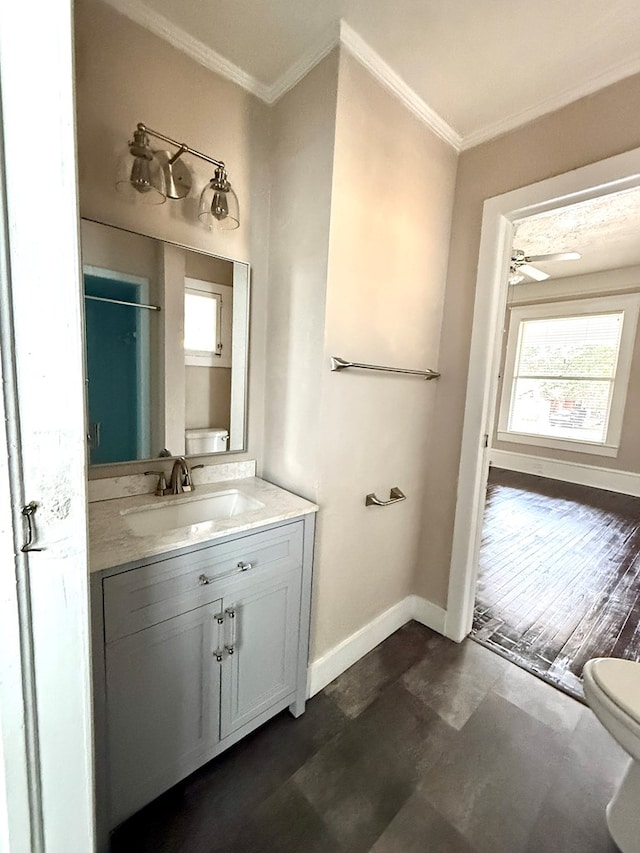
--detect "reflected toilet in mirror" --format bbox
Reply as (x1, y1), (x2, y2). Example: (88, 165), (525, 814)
(80, 219), (249, 467)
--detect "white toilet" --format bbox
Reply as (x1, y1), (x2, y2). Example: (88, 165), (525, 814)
(185, 427), (229, 454)
(583, 657), (640, 853)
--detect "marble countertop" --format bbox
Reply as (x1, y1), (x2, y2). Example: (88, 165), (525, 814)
(89, 476), (318, 573)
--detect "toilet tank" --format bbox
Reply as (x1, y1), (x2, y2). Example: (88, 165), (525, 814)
(185, 428), (229, 454)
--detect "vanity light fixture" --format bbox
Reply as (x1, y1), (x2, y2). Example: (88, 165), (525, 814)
(116, 122), (239, 229)
(198, 166), (240, 230)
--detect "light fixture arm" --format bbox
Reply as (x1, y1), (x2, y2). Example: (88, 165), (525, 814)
(137, 122), (225, 170)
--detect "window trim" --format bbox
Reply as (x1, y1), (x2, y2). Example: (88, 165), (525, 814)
(184, 277), (227, 368)
(497, 292), (640, 457)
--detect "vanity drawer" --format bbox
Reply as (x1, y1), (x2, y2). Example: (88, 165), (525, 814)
(103, 521), (304, 643)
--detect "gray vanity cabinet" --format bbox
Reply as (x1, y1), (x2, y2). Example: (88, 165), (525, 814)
(220, 564), (301, 738)
(106, 599), (224, 825)
(92, 514), (315, 847)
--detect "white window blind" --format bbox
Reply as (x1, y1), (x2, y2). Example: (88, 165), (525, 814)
(508, 312), (623, 443)
(184, 290), (220, 355)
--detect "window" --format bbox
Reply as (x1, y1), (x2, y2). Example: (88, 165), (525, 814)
(184, 278), (229, 367)
(497, 294), (640, 456)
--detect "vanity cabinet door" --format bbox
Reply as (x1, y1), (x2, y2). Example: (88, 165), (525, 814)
(106, 599), (223, 827)
(220, 566), (302, 739)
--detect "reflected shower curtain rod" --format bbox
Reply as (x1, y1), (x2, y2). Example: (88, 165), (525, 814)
(84, 294), (161, 312)
(330, 356), (440, 380)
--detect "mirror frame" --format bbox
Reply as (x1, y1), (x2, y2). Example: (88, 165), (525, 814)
(81, 217), (250, 469)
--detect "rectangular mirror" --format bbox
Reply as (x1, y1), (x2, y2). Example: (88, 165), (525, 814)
(81, 219), (249, 467)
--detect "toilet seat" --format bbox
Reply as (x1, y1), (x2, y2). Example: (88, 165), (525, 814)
(588, 658), (640, 726)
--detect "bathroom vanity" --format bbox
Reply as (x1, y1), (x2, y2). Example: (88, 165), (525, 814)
(89, 473), (316, 844)
(80, 217), (318, 846)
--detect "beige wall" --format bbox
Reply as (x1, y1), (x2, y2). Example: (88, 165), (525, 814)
(263, 50), (457, 660)
(262, 51), (339, 500)
(74, 0), (270, 470)
(184, 252), (234, 285)
(312, 53), (457, 658)
(185, 366), (232, 430)
(416, 72), (640, 608)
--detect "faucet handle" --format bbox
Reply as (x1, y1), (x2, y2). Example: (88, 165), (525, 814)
(144, 470), (168, 496)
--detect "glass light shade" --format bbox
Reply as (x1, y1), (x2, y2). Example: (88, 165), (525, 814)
(115, 131), (166, 205)
(198, 171), (240, 230)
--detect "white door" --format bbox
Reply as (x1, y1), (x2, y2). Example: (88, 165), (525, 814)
(0, 1), (95, 851)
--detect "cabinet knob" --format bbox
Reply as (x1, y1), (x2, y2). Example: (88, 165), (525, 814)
(214, 650), (224, 662)
(237, 561), (252, 571)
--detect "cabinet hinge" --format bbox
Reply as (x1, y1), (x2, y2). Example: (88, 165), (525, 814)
(483, 434), (489, 448)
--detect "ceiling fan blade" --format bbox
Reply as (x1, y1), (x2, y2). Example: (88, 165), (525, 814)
(524, 252), (581, 263)
(519, 263), (550, 282)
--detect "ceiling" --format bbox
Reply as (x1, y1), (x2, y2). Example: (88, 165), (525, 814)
(513, 186), (640, 280)
(107, 0), (640, 148)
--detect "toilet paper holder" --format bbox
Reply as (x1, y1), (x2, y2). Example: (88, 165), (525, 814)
(365, 487), (406, 507)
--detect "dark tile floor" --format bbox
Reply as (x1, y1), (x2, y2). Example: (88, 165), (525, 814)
(110, 622), (629, 853)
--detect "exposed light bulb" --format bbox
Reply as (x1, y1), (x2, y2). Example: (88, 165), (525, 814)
(198, 167), (240, 230)
(211, 190), (229, 221)
(129, 156), (154, 194)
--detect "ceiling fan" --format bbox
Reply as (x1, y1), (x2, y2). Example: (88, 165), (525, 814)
(509, 249), (581, 285)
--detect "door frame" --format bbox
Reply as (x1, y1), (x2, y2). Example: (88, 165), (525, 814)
(445, 145), (640, 643)
(0, 0), (95, 850)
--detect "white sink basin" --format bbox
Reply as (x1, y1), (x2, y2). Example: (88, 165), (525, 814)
(122, 489), (265, 537)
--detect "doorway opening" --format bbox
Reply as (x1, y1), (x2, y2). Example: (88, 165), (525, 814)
(447, 146), (640, 699)
(470, 186), (640, 697)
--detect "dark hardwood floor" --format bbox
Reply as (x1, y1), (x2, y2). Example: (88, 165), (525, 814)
(473, 466), (640, 699)
(109, 622), (627, 853)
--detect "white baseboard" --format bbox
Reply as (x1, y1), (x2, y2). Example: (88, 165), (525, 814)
(410, 595), (447, 634)
(490, 448), (640, 498)
(307, 595), (448, 697)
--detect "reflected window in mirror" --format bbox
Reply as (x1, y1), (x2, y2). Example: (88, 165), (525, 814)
(184, 286), (222, 361)
(184, 277), (234, 452)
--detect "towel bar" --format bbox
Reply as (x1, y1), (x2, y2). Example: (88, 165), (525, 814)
(331, 356), (439, 380)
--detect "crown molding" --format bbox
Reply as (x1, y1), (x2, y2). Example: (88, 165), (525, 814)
(102, 0), (462, 150)
(264, 25), (340, 104)
(105, 0), (640, 153)
(103, 0), (271, 101)
(460, 53), (640, 150)
(338, 22), (462, 151)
